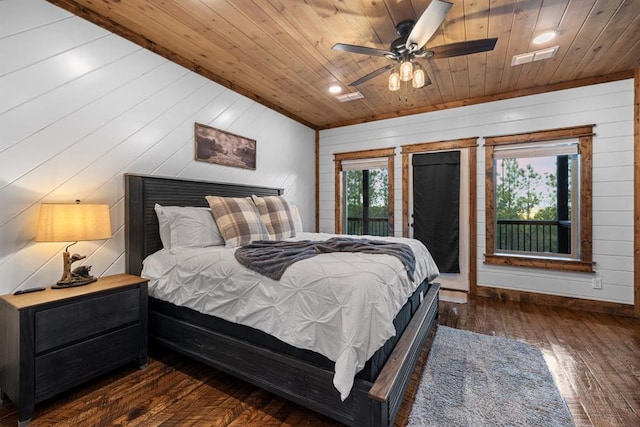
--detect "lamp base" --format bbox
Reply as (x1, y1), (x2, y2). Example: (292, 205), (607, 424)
(52, 276), (97, 289)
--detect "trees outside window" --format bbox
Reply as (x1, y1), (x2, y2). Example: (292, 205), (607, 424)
(345, 168), (389, 236)
(495, 155), (575, 256)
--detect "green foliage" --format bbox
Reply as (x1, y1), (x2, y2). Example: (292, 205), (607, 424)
(368, 168), (388, 214)
(345, 168), (388, 236)
(496, 158), (559, 220)
(495, 155), (573, 254)
(533, 206), (557, 220)
(346, 169), (388, 217)
(522, 164), (542, 220)
(346, 170), (363, 217)
(496, 158), (526, 219)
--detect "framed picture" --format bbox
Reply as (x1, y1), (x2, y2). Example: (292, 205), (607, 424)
(194, 123), (256, 170)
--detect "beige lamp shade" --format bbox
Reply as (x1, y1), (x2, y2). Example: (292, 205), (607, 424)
(36, 203), (112, 242)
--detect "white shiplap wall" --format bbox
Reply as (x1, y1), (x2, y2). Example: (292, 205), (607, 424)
(319, 80), (634, 305)
(0, 0), (315, 295)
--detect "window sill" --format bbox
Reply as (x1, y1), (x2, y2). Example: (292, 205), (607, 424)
(484, 254), (595, 273)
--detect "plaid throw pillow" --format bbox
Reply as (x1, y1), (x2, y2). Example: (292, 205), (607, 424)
(205, 196), (270, 247)
(251, 195), (296, 241)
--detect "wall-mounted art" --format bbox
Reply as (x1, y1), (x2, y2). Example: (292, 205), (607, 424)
(194, 123), (256, 170)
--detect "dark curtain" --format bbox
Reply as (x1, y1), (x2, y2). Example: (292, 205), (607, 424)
(412, 151), (460, 273)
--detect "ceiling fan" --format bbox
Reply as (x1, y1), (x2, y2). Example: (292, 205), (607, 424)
(332, 0), (498, 88)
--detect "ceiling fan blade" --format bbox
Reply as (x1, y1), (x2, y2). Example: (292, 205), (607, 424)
(428, 38), (498, 58)
(406, 0), (453, 53)
(332, 43), (394, 58)
(349, 64), (394, 86)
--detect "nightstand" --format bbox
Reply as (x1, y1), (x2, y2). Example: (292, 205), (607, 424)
(0, 274), (148, 426)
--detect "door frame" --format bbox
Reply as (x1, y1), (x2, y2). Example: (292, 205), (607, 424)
(401, 137), (478, 294)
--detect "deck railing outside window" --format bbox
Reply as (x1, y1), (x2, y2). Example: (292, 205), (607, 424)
(347, 217), (388, 236)
(496, 219), (571, 254)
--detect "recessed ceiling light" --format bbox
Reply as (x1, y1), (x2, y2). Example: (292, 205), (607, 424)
(533, 31), (557, 44)
(328, 85), (342, 94)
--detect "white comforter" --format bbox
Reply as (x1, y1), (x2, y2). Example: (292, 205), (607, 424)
(141, 232), (439, 400)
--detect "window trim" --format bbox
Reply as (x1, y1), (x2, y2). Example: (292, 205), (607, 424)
(484, 125), (595, 273)
(334, 147), (395, 234)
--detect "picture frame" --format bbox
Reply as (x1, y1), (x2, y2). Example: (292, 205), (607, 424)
(194, 122), (256, 170)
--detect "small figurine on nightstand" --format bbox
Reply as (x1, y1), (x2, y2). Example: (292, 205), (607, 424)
(69, 253), (86, 266)
(51, 251), (97, 289)
(72, 265), (93, 279)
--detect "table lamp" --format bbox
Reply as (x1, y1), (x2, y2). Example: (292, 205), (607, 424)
(36, 200), (112, 289)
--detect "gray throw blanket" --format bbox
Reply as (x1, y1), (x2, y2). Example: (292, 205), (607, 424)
(235, 237), (416, 281)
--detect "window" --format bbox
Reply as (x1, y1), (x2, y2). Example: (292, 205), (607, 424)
(484, 125), (594, 272)
(343, 167), (389, 236)
(334, 148), (394, 235)
(494, 142), (578, 257)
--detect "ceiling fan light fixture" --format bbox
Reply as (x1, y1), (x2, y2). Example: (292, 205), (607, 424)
(412, 64), (426, 88)
(388, 69), (401, 91)
(399, 60), (413, 82)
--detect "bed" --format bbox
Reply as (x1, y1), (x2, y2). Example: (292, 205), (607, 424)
(124, 173), (440, 427)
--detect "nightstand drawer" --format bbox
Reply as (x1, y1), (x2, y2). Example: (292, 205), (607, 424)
(34, 324), (141, 401)
(35, 288), (140, 353)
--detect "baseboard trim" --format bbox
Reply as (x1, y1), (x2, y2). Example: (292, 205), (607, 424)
(476, 286), (637, 318)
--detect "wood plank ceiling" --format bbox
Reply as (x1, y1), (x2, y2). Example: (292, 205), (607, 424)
(48, 0), (639, 130)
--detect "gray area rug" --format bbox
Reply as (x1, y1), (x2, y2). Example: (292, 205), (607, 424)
(408, 326), (574, 426)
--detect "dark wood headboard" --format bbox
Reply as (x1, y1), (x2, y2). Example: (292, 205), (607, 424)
(124, 174), (283, 276)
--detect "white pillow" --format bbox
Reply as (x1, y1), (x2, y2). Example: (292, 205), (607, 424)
(288, 204), (304, 233)
(155, 204), (172, 248)
(154, 204), (224, 248)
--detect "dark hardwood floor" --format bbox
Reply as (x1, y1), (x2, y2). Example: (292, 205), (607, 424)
(1, 295), (639, 426)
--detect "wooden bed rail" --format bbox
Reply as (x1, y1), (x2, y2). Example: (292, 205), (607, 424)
(369, 282), (440, 402)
